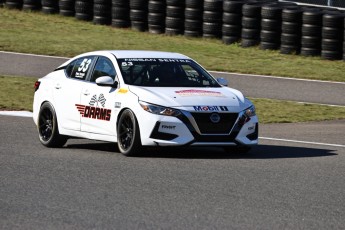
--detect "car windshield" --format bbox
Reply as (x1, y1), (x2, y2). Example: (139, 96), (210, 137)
(117, 58), (221, 87)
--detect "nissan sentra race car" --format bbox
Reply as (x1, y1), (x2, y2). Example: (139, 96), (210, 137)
(33, 50), (258, 156)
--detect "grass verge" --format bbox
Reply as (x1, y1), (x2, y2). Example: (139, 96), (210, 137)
(1, 75), (345, 123)
(0, 8), (344, 82)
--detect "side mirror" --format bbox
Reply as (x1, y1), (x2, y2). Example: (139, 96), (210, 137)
(217, 77), (228, 86)
(96, 76), (118, 88)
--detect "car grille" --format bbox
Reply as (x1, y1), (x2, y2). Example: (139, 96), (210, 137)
(190, 112), (238, 134)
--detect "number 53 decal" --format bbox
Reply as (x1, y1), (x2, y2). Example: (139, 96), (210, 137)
(78, 58), (92, 73)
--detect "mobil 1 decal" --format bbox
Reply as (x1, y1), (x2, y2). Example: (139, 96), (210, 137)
(193, 106), (229, 111)
(75, 94), (112, 121)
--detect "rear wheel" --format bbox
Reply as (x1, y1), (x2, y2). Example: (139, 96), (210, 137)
(117, 109), (142, 156)
(38, 102), (67, 147)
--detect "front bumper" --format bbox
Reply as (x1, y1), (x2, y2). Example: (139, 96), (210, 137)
(138, 109), (258, 147)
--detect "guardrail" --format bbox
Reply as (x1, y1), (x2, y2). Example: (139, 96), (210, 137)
(280, 0), (345, 8)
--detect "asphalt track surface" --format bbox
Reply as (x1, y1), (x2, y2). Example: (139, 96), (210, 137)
(1, 51), (344, 106)
(0, 115), (344, 229)
(1, 51), (345, 229)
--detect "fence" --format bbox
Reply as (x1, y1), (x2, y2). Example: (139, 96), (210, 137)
(280, 0), (345, 8)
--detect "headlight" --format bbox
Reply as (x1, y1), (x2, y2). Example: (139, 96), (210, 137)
(139, 101), (181, 116)
(244, 105), (256, 117)
(239, 105), (256, 125)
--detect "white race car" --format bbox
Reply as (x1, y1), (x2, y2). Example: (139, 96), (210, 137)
(33, 50), (258, 156)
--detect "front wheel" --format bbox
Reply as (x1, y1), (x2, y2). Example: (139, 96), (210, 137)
(37, 102), (67, 147)
(117, 109), (142, 156)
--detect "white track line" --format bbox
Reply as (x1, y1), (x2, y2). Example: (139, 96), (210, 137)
(1, 51), (344, 85)
(295, 101), (345, 108)
(0, 51), (69, 60)
(260, 137), (345, 148)
(0, 111), (33, 117)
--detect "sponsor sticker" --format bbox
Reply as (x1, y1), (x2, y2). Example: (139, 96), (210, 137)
(123, 58), (190, 63)
(75, 94), (111, 121)
(193, 106), (219, 111)
(193, 106), (229, 111)
(115, 102), (121, 108)
(161, 124), (176, 130)
(175, 89), (225, 97)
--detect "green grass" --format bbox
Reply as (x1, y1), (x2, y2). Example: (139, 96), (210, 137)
(1, 75), (345, 123)
(1, 8), (345, 82)
(251, 98), (345, 123)
(0, 75), (37, 111)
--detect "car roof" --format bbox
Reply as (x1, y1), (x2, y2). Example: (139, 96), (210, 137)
(84, 50), (190, 59)
(109, 50), (190, 59)
(56, 50), (192, 69)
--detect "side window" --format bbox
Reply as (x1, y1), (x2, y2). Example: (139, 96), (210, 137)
(90, 57), (116, 82)
(70, 56), (95, 80)
(65, 59), (77, 77)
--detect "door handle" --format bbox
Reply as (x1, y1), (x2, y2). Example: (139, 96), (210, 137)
(55, 84), (61, 89)
(83, 90), (90, 96)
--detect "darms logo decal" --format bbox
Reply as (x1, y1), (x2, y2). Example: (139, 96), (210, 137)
(75, 94), (111, 121)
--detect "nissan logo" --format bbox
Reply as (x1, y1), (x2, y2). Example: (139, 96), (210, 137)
(210, 113), (220, 123)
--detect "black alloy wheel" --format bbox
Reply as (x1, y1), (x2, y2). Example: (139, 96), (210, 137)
(117, 109), (142, 156)
(38, 102), (67, 147)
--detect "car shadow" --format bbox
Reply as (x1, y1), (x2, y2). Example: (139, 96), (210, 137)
(65, 141), (337, 159)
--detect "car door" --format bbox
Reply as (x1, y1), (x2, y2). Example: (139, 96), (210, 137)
(80, 56), (119, 136)
(54, 56), (96, 131)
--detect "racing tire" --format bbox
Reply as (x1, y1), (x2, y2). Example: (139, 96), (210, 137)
(242, 16), (260, 29)
(112, 6), (130, 20)
(130, 0), (148, 10)
(23, 0), (41, 11)
(222, 24), (241, 36)
(223, 0), (245, 14)
(321, 50), (342, 60)
(204, 0), (222, 12)
(241, 38), (259, 47)
(260, 41), (280, 50)
(300, 47), (321, 56)
(185, 8), (202, 20)
(148, 24), (165, 34)
(222, 35), (240, 45)
(223, 146), (251, 154)
(112, 0), (128, 7)
(282, 7), (303, 22)
(186, 0), (203, 9)
(280, 44), (300, 55)
(148, 0), (166, 13)
(261, 18), (281, 31)
(282, 21), (301, 34)
(302, 8), (323, 26)
(166, 5), (184, 18)
(38, 102), (67, 148)
(222, 12), (241, 24)
(111, 19), (130, 28)
(184, 29), (202, 37)
(166, 0), (184, 7)
(117, 109), (142, 157)
(203, 10), (222, 23)
(5, 1), (23, 9)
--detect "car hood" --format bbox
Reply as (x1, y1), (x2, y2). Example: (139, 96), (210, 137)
(129, 86), (250, 112)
